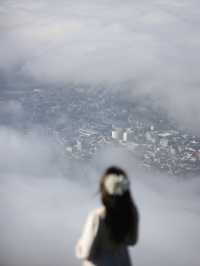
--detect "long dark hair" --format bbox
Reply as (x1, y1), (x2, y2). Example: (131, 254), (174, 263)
(100, 166), (138, 244)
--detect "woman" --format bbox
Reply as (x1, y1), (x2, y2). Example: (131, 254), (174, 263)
(75, 166), (139, 266)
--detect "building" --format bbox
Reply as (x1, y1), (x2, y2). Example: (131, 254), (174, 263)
(111, 128), (124, 141)
(111, 127), (135, 142)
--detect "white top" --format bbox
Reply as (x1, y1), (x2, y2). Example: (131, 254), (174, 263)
(76, 208), (103, 260)
(75, 207), (136, 266)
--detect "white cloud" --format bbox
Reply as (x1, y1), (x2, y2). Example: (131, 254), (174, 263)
(1, 1), (200, 263)
(0, 127), (62, 176)
(0, 130), (200, 266)
(1, 0), (200, 131)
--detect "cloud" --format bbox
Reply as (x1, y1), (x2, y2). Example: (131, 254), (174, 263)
(1, 0), (200, 132)
(0, 127), (63, 176)
(0, 128), (200, 266)
(0, 127), (90, 266)
(1, 2), (200, 264)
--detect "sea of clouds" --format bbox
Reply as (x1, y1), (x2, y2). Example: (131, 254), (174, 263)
(1, 0), (200, 131)
(1, 0), (200, 265)
(0, 127), (200, 266)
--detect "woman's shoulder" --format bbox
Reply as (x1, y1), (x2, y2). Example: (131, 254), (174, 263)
(76, 207), (105, 260)
(79, 207), (105, 243)
(88, 206), (106, 221)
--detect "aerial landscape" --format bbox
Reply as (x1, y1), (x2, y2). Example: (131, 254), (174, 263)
(1, 0), (200, 266)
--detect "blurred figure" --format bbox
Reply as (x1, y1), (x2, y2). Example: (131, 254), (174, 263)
(75, 166), (139, 266)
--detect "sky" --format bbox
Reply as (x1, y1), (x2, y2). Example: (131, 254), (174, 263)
(1, 0), (200, 265)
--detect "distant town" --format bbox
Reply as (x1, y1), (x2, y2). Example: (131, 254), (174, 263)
(2, 86), (200, 177)
(64, 124), (200, 177)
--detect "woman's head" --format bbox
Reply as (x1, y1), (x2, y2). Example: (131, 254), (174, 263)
(100, 166), (130, 209)
(100, 166), (138, 243)
(101, 166), (129, 196)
